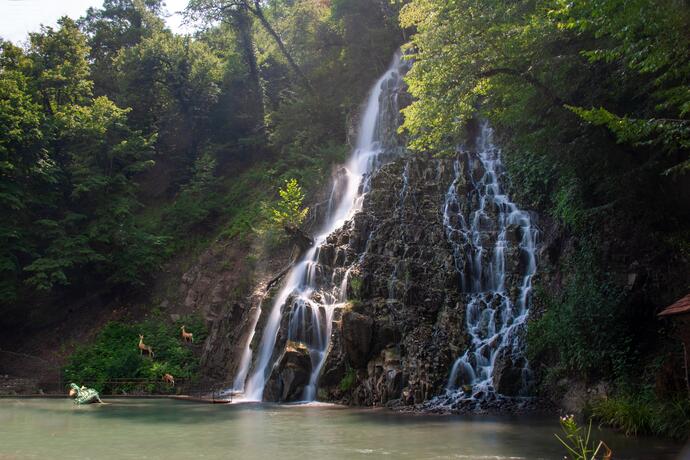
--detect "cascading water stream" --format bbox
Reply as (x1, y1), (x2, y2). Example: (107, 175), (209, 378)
(443, 122), (537, 401)
(234, 53), (407, 402)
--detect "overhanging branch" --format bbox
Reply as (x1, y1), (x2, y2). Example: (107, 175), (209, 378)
(479, 67), (566, 107)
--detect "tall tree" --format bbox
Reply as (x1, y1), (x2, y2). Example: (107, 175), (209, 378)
(0, 41), (44, 302)
(115, 30), (223, 186)
(26, 18), (93, 113)
(186, 0), (311, 89)
(79, 0), (165, 96)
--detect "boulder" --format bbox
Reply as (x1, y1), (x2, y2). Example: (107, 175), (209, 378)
(492, 349), (527, 396)
(264, 341), (312, 402)
(341, 310), (374, 368)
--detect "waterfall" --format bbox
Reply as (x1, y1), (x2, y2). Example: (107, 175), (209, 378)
(235, 53), (407, 402)
(443, 122), (537, 401)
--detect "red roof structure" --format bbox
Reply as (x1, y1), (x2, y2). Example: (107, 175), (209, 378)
(658, 293), (690, 317)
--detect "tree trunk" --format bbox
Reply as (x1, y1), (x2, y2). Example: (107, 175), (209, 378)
(283, 223), (314, 253)
(232, 5), (266, 137)
(248, 0), (313, 92)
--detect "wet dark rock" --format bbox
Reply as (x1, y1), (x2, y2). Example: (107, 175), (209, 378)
(264, 341), (312, 402)
(284, 224), (314, 254)
(342, 310), (374, 368)
(314, 156), (470, 406)
(492, 349), (527, 397)
(372, 322), (401, 354)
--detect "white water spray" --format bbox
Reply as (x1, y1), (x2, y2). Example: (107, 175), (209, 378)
(444, 122), (537, 400)
(235, 54), (407, 401)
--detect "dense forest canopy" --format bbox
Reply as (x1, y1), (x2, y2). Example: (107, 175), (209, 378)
(1, 0), (689, 439)
(0, 0), (403, 332)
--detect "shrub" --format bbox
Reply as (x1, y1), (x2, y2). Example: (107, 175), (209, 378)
(527, 245), (631, 382)
(591, 392), (690, 440)
(339, 367), (356, 392)
(271, 178), (309, 229)
(348, 276), (363, 300)
(63, 316), (207, 394)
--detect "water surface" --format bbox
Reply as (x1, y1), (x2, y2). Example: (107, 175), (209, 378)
(0, 399), (681, 459)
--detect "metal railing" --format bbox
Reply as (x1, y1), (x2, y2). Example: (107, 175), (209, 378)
(1, 377), (238, 403)
(67, 378), (236, 401)
(1, 351), (239, 402)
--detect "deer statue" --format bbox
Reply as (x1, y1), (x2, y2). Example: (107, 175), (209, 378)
(180, 325), (193, 343)
(162, 373), (175, 387)
(138, 334), (154, 358)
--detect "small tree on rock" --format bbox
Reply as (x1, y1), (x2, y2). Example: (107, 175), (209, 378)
(271, 178), (312, 252)
(272, 178), (308, 229)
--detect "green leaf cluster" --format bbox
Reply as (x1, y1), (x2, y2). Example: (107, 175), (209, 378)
(339, 367), (356, 392)
(271, 178), (308, 228)
(591, 391), (690, 440)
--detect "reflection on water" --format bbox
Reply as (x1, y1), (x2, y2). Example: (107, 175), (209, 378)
(0, 399), (682, 459)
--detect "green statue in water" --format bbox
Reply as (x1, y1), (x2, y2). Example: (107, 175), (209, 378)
(68, 383), (103, 404)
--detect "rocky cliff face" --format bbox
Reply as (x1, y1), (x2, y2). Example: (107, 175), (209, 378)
(156, 235), (294, 385)
(316, 155), (465, 406)
(207, 57), (539, 408)
(310, 140), (536, 405)
(254, 139), (537, 407)
(252, 155), (458, 404)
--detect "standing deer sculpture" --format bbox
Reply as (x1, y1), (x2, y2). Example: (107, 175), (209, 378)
(138, 334), (154, 358)
(162, 373), (175, 387)
(180, 325), (193, 343)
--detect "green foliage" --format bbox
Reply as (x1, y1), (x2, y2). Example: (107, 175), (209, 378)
(348, 275), (363, 301)
(0, 22), (164, 303)
(339, 367), (356, 392)
(561, 1), (690, 116)
(502, 145), (557, 211)
(400, 0), (555, 152)
(248, 0), (402, 178)
(115, 30), (223, 129)
(552, 179), (587, 232)
(79, 0), (165, 95)
(401, 0), (689, 171)
(271, 178), (308, 229)
(555, 415), (611, 460)
(63, 316), (207, 394)
(567, 106), (690, 176)
(159, 152), (222, 239)
(141, 161), (276, 255)
(26, 17), (93, 109)
(591, 392), (690, 440)
(527, 247), (631, 381)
